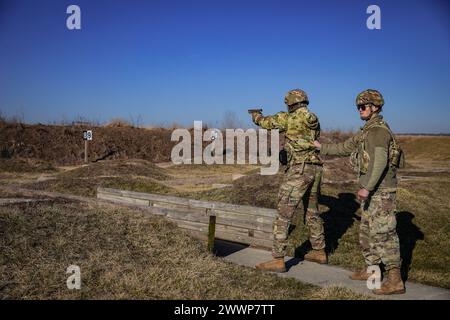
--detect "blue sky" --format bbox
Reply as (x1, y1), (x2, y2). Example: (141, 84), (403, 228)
(0, 0), (449, 133)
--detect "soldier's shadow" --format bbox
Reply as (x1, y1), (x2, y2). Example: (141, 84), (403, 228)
(396, 211), (424, 281)
(291, 192), (360, 264)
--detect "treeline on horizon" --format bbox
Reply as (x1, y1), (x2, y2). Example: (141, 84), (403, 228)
(1, 110), (448, 136)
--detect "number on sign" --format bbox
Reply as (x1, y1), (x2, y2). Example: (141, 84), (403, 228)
(83, 130), (93, 141)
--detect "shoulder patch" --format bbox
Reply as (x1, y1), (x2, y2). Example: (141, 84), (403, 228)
(306, 112), (318, 123)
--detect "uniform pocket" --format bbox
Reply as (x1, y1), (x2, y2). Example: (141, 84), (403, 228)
(368, 192), (397, 235)
(373, 211), (397, 235)
(380, 192), (396, 213)
(359, 150), (370, 174)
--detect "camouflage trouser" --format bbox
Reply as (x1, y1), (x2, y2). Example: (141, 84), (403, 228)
(360, 190), (401, 270)
(272, 163), (325, 258)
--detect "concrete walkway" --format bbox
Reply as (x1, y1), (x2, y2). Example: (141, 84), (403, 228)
(216, 241), (450, 300)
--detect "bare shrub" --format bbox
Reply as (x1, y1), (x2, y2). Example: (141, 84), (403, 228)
(221, 110), (244, 129)
(104, 118), (134, 128)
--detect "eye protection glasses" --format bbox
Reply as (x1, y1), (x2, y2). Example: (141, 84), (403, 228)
(357, 104), (369, 111)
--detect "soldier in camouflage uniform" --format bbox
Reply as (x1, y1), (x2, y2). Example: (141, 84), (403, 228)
(314, 89), (405, 295)
(249, 89), (327, 273)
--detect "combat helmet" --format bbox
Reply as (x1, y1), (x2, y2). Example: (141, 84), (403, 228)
(356, 89), (384, 108)
(284, 89), (309, 106)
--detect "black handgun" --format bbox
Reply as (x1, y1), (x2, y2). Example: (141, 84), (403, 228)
(247, 108), (263, 114)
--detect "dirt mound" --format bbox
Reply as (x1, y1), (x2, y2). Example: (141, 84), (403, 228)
(1, 121), (358, 167)
(60, 159), (169, 180)
(0, 158), (57, 173)
(0, 122), (175, 165)
(28, 175), (172, 198)
(230, 173), (283, 208)
(7, 121), (445, 171)
(194, 160), (355, 209)
(23, 159), (172, 197)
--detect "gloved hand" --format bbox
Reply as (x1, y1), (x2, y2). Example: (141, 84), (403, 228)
(248, 108), (263, 123)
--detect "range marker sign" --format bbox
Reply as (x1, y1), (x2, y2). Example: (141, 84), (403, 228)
(83, 130), (93, 141)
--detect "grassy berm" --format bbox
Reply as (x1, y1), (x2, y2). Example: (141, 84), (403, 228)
(21, 159), (173, 197)
(0, 199), (369, 299)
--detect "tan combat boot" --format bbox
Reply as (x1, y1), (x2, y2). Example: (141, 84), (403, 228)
(255, 258), (286, 273)
(373, 268), (405, 295)
(304, 249), (327, 264)
(349, 267), (372, 281)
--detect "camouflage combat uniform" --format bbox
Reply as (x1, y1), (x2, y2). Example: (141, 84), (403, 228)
(319, 114), (401, 271)
(252, 106), (325, 258)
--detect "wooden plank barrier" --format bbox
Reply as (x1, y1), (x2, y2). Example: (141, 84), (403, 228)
(97, 187), (277, 249)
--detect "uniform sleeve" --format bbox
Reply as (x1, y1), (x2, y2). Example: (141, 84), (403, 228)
(252, 111), (288, 131)
(363, 127), (391, 191)
(320, 134), (359, 157)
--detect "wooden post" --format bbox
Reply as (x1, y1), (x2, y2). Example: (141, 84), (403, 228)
(207, 215), (216, 253)
(84, 140), (88, 163)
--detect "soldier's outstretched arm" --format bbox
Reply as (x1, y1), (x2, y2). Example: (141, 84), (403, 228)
(317, 134), (360, 157)
(250, 110), (288, 131)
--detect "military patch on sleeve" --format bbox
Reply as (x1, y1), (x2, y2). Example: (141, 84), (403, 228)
(305, 112), (319, 128)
